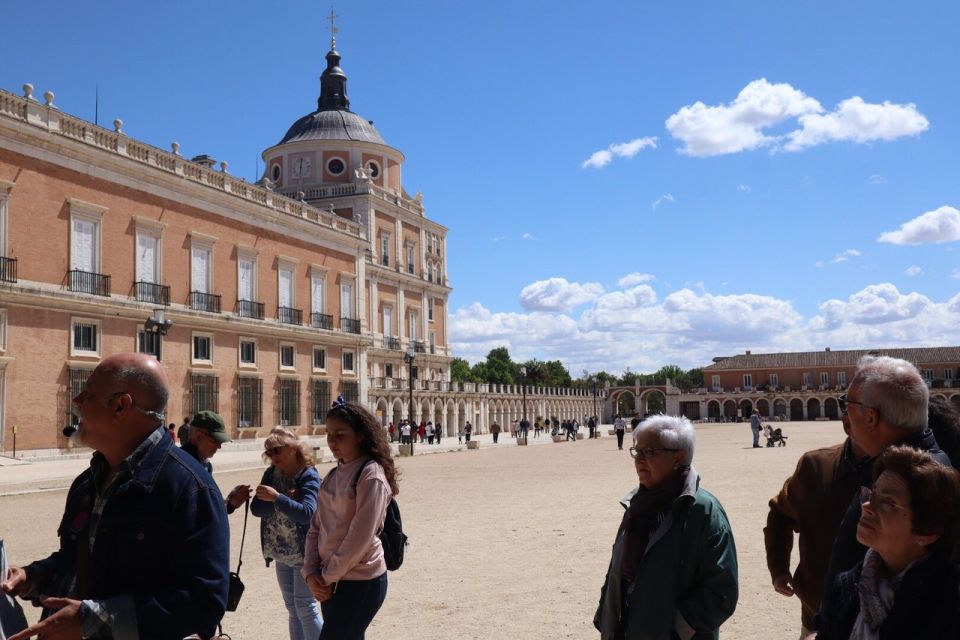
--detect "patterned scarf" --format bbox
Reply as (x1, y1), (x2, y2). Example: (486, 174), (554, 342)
(618, 468), (689, 583)
(854, 549), (905, 636)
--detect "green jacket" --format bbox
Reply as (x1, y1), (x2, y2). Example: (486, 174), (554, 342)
(594, 468), (739, 640)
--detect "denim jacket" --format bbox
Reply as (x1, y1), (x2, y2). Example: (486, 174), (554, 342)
(25, 430), (230, 639)
(250, 465), (321, 566)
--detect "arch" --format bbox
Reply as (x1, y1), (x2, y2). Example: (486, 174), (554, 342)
(457, 399), (468, 430)
(951, 394), (960, 413)
(723, 399), (737, 419)
(707, 400), (721, 419)
(375, 397), (389, 426)
(756, 398), (770, 417)
(790, 398), (804, 421)
(434, 398), (445, 433)
(421, 398), (432, 425)
(824, 397), (839, 420)
(445, 399), (457, 437)
(609, 389), (637, 417)
(773, 398), (787, 419)
(392, 398), (405, 427)
(807, 398), (821, 420)
(639, 390), (666, 416)
(739, 399), (753, 418)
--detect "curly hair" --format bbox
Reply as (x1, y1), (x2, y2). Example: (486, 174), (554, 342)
(262, 426), (315, 469)
(326, 402), (399, 495)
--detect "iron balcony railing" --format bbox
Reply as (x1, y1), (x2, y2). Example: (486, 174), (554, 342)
(0, 256), (16, 283)
(190, 291), (221, 313)
(412, 340), (426, 353)
(68, 269), (111, 296)
(311, 312), (333, 330)
(278, 306), (303, 325)
(383, 336), (400, 350)
(134, 281), (170, 305)
(236, 299), (264, 320)
(341, 317), (361, 334)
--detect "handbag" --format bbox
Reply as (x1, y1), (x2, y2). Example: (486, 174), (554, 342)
(225, 499), (248, 612)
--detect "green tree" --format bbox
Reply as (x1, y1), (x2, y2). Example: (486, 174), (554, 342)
(481, 347), (515, 384)
(450, 357), (477, 382)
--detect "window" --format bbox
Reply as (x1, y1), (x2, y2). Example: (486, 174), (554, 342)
(70, 204), (102, 274)
(311, 270), (326, 315)
(67, 368), (93, 428)
(135, 231), (161, 285)
(769, 373), (779, 388)
(191, 245), (212, 294)
(429, 331), (436, 353)
(0, 309), (6, 351)
(312, 347), (326, 371)
(278, 378), (300, 426)
(192, 334), (212, 363)
(922, 369), (934, 381)
(280, 344), (295, 369)
(271, 164), (281, 183)
(239, 339), (257, 366)
(428, 297), (435, 322)
(137, 330), (161, 359)
(237, 256), (256, 302)
(385, 363), (394, 378)
(190, 374), (219, 414)
(0, 181), (10, 258)
(342, 381), (359, 404)
(237, 376), (262, 428)
(803, 372), (812, 387)
(311, 379), (331, 425)
(742, 374), (753, 388)
(406, 243), (415, 274)
(383, 305), (392, 336)
(342, 350), (355, 373)
(838, 371), (847, 386)
(340, 280), (354, 319)
(327, 158), (345, 175)
(380, 233), (390, 266)
(367, 161), (380, 178)
(946, 369), (955, 381)
(409, 310), (419, 341)
(278, 266), (294, 309)
(711, 374), (721, 390)
(820, 372), (829, 387)
(71, 319), (99, 356)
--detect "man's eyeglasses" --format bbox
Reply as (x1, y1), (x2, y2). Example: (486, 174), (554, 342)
(629, 446), (680, 460)
(838, 394), (872, 414)
(265, 446), (286, 457)
(859, 486), (910, 515)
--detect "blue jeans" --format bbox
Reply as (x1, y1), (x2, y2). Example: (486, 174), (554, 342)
(275, 561), (323, 640)
(752, 427), (761, 447)
(318, 573), (387, 640)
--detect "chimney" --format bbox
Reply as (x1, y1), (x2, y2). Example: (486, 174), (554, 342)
(745, 350), (751, 356)
(825, 347), (831, 352)
(191, 154), (217, 168)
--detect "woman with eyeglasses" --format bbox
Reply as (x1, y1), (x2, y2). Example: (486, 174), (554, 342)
(227, 427), (323, 640)
(595, 415), (739, 639)
(813, 446), (960, 639)
(303, 401), (399, 640)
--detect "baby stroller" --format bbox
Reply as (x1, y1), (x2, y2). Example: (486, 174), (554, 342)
(764, 424), (788, 447)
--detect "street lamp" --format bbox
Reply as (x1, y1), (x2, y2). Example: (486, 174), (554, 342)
(403, 347), (416, 454)
(144, 308), (172, 360)
(520, 365), (528, 439)
(592, 379), (598, 438)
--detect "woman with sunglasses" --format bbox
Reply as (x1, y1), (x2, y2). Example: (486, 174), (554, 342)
(595, 415), (739, 639)
(303, 401), (399, 639)
(228, 427), (323, 640)
(813, 446), (960, 639)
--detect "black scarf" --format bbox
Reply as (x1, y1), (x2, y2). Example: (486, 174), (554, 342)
(619, 468), (689, 583)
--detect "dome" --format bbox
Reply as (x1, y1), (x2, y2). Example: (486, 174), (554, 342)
(279, 109), (386, 145)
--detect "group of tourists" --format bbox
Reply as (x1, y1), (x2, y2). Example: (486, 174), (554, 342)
(596, 354), (960, 639)
(0, 353), (398, 640)
(387, 419), (443, 445)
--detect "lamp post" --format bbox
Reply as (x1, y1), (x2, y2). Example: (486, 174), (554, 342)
(144, 308), (172, 360)
(403, 348), (416, 455)
(592, 379), (598, 438)
(520, 365), (528, 439)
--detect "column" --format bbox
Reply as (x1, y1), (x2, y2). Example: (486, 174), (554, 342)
(441, 236), (448, 283)
(369, 278), (379, 336)
(356, 252), (366, 332)
(419, 228), (427, 278)
(395, 218), (403, 268)
(421, 289), (428, 345)
(398, 288), (405, 344)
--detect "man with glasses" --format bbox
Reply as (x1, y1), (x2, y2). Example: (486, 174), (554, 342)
(183, 410), (231, 474)
(1, 353), (229, 639)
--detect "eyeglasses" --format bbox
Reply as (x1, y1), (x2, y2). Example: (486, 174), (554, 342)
(265, 446), (286, 457)
(838, 394), (873, 415)
(859, 486), (910, 515)
(629, 446), (681, 460)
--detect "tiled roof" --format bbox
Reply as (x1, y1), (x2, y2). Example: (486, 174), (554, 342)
(703, 346), (960, 370)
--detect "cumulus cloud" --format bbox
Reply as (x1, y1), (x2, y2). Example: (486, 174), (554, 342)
(832, 248), (862, 263)
(816, 283), (932, 328)
(867, 174), (886, 184)
(784, 97), (929, 151)
(521, 232), (535, 241)
(581, 136), (658, 169)
(665, 79), (928, 157)
(651, 193), (674, 209)
(519, 278), (604, 313)
(737, 184), (751, 193)
(905, 265), (922, 276)
(878, 206), (960, 245)
(618, 272), (655, 287)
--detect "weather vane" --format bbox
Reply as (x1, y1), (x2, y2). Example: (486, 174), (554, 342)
(328, 6), (339, 49)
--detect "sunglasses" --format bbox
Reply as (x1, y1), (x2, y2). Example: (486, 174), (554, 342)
(838, 394), (873, 414)
(265, 446), (286, 457)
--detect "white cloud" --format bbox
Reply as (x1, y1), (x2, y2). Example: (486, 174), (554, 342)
(832, 248), (862, 263)
(816, 283), (932, 328)
(651, 193), (674, 209)
(665, 79), (928, 157)
(867, 174), (886, 184)
(618, 272), (655, 287)
(737, 184), (751, 193)
(905, 265), (922, 276)
(521, 232), (535, 241)
(784, 97), (929, 151)
(953, 269), (960, 280)
(581, 136), (658, 169)
(518, 278), (604, 313)
(815, 261), (825, 268)
(665, 79), (822, 156)
(878, 206), (960, 245)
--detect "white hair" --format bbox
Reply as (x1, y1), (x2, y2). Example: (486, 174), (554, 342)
(634, 414), (696, 464)
(854, 355), (928, 431)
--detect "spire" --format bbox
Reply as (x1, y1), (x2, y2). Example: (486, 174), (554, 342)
(318, 8), (350, 111)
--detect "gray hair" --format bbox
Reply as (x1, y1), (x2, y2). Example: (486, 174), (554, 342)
(634, 414), (696, 465)
(114, 365), (169, 416)
(854, 356), (928, 431)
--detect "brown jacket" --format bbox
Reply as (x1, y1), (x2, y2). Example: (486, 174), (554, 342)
(763, 440), (860, 629)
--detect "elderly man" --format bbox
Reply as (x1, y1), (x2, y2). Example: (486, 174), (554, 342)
(1, 353), (229, 640)
(183, 410), (230, 473)
(820, 355), (951, 601)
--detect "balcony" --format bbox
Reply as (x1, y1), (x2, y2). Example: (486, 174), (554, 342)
(278, 306), (302, 325)
(341, 317), (361, 334)
(311, 312), (333, 330)
(134, 281), (170, 305)
(0, 256), (16, 283)
(68, 269), (111, 296)
(384, 336), (401, 350)
(236, 299), (264, 320)
(190, 291), (221, 313)
(412, 340), (426, 354)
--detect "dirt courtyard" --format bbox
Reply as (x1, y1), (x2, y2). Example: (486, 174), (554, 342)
(2, 421), (846, 639)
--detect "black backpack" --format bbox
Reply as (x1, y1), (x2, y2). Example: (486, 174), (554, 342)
(347, 459), (407, 571)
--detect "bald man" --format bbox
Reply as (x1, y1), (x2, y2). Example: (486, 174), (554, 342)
(1, 353), (229, 640)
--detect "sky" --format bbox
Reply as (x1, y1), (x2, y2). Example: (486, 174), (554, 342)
(4, 1), (960, 376)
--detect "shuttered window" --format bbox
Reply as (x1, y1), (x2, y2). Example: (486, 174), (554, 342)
(191, 247), (211, 293)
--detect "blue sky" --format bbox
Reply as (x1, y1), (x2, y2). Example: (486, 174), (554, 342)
(5, 1), (960, 374)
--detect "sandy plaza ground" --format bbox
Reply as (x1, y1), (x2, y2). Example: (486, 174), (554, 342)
(1, 421), (848, 639)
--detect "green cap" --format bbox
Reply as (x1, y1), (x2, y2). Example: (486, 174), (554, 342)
(191, 411), (231, 444)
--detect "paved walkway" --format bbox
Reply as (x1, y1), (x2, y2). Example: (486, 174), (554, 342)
(0, 429), (602, 495)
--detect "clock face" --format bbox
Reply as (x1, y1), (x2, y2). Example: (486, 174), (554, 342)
(292, 157), (311, 178)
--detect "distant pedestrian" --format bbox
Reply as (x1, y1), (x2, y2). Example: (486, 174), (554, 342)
(418, 422), (426, 443)
(464, 422), (473, 442)
(614, 414), (627, 450)
(457, 428), (464, 444)
(435, 423), (443, 444)
(177, 415), (191, 445)
(166, 422), (177, 441)
(388, 422), (396, 443)
(401, 421), (411, 445)
(490, 421), (501, 443)
(427, 422), (435, 445)
(519, 418), (530, 440)
(534, 420), (542, 438)
(588, 416), (597, 439)
(750, 410), (762, 448)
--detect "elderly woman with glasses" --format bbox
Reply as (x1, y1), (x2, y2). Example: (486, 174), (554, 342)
(813, 446), (960, 639)
(227, 427), (323, 639)
(595, 415), (739, 640)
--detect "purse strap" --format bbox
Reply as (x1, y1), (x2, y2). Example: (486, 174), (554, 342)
(235, 498), (249, 575)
